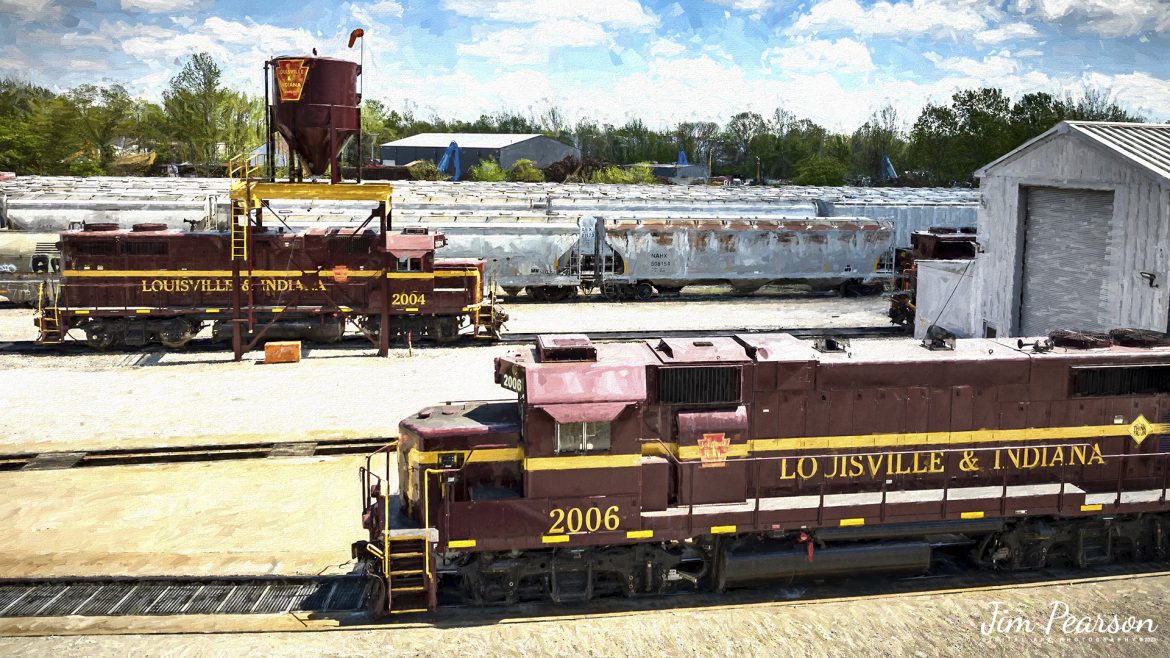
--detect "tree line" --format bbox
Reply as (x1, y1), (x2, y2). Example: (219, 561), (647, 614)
(0, 52), (1149, 185)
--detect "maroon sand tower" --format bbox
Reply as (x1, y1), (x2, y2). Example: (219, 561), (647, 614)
(269, 56), (361, 184)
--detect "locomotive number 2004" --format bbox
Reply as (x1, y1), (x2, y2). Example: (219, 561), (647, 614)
(549, 505), (620, 534)
(391, 293), (426, 306)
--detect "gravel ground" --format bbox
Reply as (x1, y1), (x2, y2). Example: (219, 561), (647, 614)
(0, 572), (1166, 657)
(0, 294), (888, 454)
(0, 455), (368, 578)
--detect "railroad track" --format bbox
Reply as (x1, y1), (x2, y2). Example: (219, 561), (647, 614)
(2, 563), (1166, 622)
(0, 436), (391, 472)
(0, 325), (903, 356)
(499, 325), (904, 344)
(0, 575), (368, 618)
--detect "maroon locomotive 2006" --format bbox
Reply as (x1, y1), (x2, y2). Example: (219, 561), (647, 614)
(356, 329), (1170, 615)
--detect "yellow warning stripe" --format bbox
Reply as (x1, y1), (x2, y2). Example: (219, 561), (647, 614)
(525, 454), (642, 471)
(447, 539), (477, 549)
(412, 419), (1163, 469)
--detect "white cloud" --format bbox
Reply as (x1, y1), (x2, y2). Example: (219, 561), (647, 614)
(443, 0), (656, 29)
(708, 0), (784, 16)
(974, 21), (1039, 46)
(1080, 70), (1170, 117)
(789, 0), (993, 39)
(762, 37), (875, 74)
(121, 0), (202, 12)
(457, 20), (610, 65)
(366, 1), (404, 18)
(924, 51), (1023, 79)
(1018, 0), (1170, 38)
(648, 37), (686, 58)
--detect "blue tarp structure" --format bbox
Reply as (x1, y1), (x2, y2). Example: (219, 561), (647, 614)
(677, 150), (689, 165)
(437, 141), (461, 181)
(880, 154), (898, 181)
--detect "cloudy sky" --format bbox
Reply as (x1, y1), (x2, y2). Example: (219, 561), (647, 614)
(1, 0), (1168, 131)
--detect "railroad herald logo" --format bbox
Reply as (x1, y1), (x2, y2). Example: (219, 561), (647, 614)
(699, 432), (731, 468)
(275, 59), (309, 102)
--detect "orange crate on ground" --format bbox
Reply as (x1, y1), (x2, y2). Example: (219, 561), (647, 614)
(264, 341), (301, 364)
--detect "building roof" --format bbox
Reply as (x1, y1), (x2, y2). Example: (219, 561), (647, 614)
(381, 133), (546, 149)
(976, 121), (1170, 185)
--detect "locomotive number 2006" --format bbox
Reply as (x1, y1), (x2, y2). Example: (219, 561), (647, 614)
(391, 293), (427, 306)
(548, 505), (620, 534)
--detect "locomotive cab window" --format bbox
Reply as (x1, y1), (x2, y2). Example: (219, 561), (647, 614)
(397, 257), (423, 272)
(555, 421), (611, 454)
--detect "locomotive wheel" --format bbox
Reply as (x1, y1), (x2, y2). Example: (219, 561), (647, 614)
(83, 321), (119, 350)
(157, 319), (196, 349)
(634, 283), (656, 300)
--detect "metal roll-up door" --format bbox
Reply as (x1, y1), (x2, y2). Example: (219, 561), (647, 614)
(1019, 187), (1114, 336)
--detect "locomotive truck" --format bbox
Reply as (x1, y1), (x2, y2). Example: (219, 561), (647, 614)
(356, 330), (1170, 615)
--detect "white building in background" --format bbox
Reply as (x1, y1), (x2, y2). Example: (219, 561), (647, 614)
(972, 121), (1170, 338)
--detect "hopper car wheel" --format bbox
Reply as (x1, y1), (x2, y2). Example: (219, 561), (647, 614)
(524, 286), (547, 302)
(600, 283), (621, 301)
(634, 283), (656, 300)
(83, 322), (119, 351)
(158, 319), (197, 349)
(839, 280), (866, 297)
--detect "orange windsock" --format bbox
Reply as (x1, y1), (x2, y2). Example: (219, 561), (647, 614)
(348, 28), (365, 48)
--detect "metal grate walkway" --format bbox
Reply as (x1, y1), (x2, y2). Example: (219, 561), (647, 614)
(0, 576), (368, 617)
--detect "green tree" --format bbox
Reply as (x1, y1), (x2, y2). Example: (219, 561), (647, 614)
(65, 84), (134, 171)
(469, 158), (506, 182)
(851, 105), (906, 184)
(506, 158), (544, 182)
(163, 52), (229, 174)
(793, 155), (847, 185)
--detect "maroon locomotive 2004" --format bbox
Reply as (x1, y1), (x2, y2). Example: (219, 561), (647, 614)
(35, 222), (505, 352)
(356, 330), (1170, 615)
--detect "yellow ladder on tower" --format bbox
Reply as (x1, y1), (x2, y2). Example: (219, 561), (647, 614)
(227, 154), (259, 261)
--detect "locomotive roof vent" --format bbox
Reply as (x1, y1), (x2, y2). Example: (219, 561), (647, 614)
(131, 223), (167, 232)
(82, 222), (118, 231)
(922, 325), (956, 351)
(812, 336), (850, 353)
(1109, 328), (1170, 348)
(1048, 329), (1112, 349)
(402, 226), (430, 235)
(536, 334), (597, 362)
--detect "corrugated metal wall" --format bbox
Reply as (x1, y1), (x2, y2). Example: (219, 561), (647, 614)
(1019, 187), (1113, 335)
(978, 135), (1170, 336)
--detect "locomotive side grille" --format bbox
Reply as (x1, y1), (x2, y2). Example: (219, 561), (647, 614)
(122, 241), (169, 256)
(658, 366), (741, 404)
(1071, 365), (1170, 397)
(71, 241), (118, 256)
(34, 242), (59, 254)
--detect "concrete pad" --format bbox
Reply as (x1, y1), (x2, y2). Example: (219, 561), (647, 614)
(0, 295), (887, 455)
(0, 455), (376, 578)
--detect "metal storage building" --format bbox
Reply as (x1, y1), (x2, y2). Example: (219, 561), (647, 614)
(379, 133), (580, 179)
(975, 121), (1170, 337)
